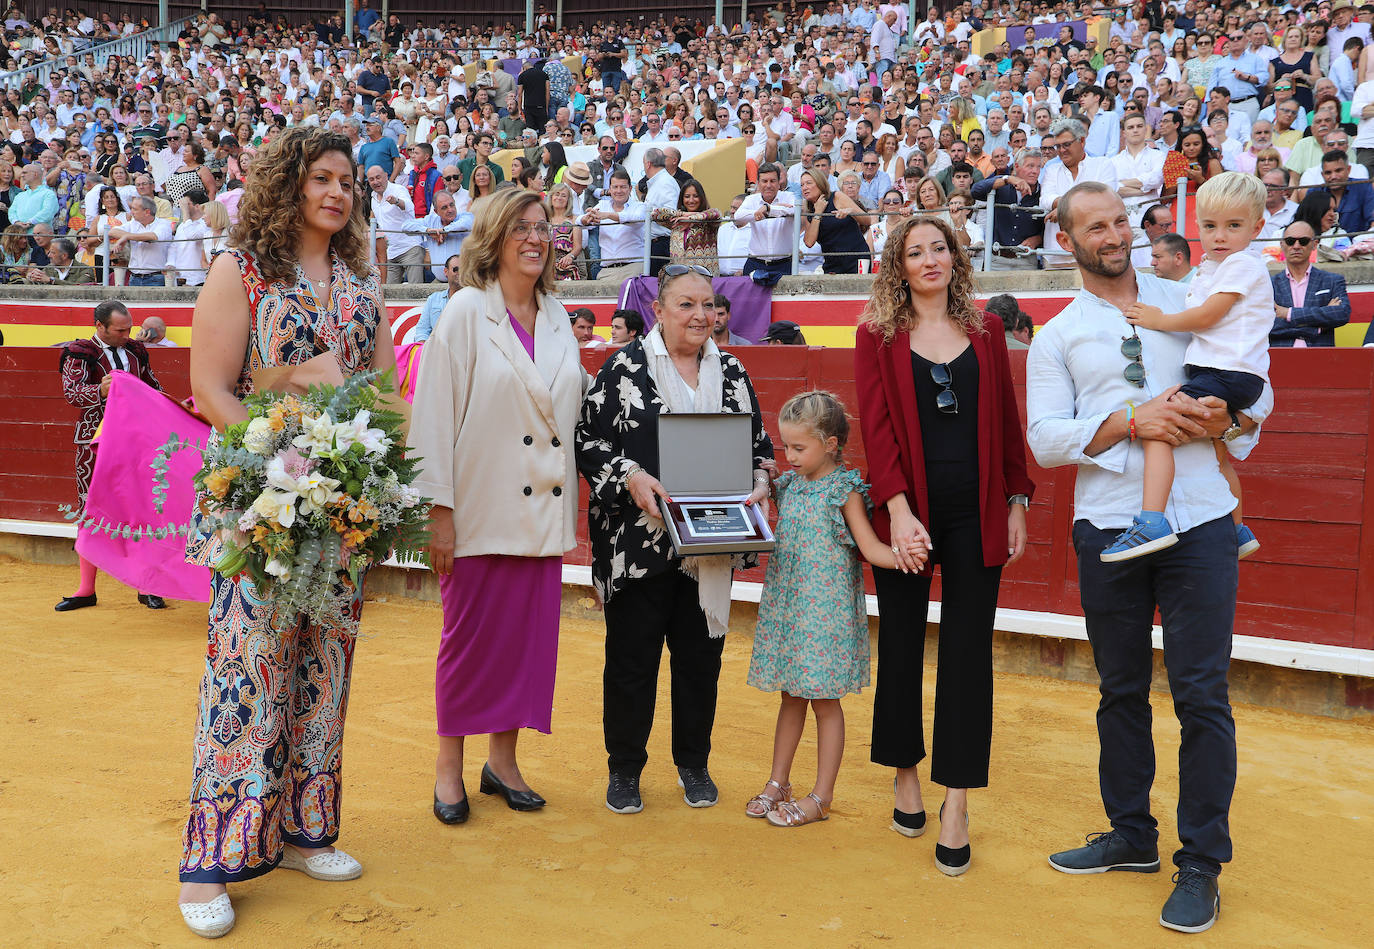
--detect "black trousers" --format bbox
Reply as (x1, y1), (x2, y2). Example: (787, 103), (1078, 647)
(1073, 516), (1237, 875)
(871, 470), (1002, 788)
(603, 569), (725, 775)
(649, 235), (671, 277)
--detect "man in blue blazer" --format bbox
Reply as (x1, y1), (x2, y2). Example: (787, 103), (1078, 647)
(1270, 221), (1351, 347)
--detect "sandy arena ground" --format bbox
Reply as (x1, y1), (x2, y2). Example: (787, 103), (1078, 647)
(2, 557), (1371, 948)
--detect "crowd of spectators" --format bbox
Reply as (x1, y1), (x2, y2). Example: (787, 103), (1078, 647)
(4, 1), (1374, 287)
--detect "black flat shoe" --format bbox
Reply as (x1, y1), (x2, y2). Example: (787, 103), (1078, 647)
(479, 762), (545, 811)
(54, 594), (97, 612)
(433, 782), (470, 825)
(137, 594), (167, 609)
(892, 808), (927, 838)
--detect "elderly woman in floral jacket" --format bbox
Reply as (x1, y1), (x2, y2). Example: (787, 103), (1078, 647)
(575, 265), (773, 817)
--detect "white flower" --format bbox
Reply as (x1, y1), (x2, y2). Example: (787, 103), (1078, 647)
(334, 409), (389, 457)
(292, 411), (337, 456)
(265, 456), (343, 515)
(237, 509), (261, 531)
(264, 558), (291, 579)
(242, 416), (276, 455)
(251, 488), (297, 528)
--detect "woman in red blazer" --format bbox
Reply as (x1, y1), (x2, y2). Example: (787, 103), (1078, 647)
(854, 215), (1035, 877)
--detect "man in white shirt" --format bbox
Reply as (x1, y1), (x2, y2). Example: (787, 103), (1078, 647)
(1078, 86), (1120, 158)
(642, 148), (681, 273)
(402, 189), (473, 282)
(1256, 169), (1298, 249)
(1113, 113), (1165, 226)
(1028, 183), (1269, 936)
(109, 197), (174, 286)
(1352, 78), (1374, 178)
(734, 163), (797, 278)
(170, 200), (210, 287)
(582, 168), (647, 282)
(717, 193), (752, 276)
(1040, 119), (1120, 270)
(870, 9), (900, 77)
(366, 163), (425, 283)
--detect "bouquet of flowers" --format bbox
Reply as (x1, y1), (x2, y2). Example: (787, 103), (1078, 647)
(189, 370), (430, 623)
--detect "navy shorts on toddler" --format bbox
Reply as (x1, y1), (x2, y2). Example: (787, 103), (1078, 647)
(1179, 365), (1264, 414)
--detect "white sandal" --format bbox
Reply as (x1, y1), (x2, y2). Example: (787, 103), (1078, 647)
(179, 893), (234, 939)
(278, 846), (363, 881)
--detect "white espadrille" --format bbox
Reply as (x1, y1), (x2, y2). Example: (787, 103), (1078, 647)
(179, 893), (234, 939)
(278, 847), (363, 881)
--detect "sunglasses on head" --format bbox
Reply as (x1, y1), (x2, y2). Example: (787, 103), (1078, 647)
(660, 263), (713, 279)
(1282, 235), (1313, 247)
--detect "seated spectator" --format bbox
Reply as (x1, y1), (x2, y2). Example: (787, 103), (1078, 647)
(1269, 221), (1351, 347)
(1149, 232), (1194, 282)
(137, 316), (178, 347)
(23, 237), (93, 285)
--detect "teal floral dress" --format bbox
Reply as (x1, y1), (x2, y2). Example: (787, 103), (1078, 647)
(748, 467), (872, 699)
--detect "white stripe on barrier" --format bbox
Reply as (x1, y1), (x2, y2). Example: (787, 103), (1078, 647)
(6, 517), (1367, 678)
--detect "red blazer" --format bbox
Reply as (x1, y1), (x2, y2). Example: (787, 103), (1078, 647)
(854, 312), (1035, 573)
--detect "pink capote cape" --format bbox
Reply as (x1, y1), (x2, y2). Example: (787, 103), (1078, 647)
(75, 372), (212, 601)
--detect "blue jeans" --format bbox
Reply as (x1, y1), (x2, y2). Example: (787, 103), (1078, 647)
(584, 227), (601, 279)
(1073, 515), (1238, 875)
(601, 70), (626, 95)
(128, 272), (164, 287)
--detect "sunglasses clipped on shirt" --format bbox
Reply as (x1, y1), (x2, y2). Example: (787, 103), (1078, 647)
(1121, 332), (1146, 387)
(929, 362), (958, 414)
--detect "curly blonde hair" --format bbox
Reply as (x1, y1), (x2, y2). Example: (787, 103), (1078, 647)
(229, 126), (370, 283)
(859, 215), (985, 342)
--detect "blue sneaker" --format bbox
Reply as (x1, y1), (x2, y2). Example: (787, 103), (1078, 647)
(1236, 523), (1260, 560)
(1100, 512), (1178, 563)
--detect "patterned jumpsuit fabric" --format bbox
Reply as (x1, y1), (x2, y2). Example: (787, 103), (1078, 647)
(179, 249), (381, 883)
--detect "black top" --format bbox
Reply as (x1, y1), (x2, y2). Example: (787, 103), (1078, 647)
(910, 344), (979, 465)
(575, 339), (773, 604)
(517, 66), (549, 114)
(598, 41), (625, 74)
(813, 199), (870, 274)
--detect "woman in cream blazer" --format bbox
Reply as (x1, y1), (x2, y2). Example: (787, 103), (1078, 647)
(411, 188), (586, 824)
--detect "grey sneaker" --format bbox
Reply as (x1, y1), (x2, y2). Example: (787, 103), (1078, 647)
(1160, 869), (1221, 933)
(605, 772), (643, 814)
(676, 767), (718, 807)
(1048, 830), (1161, 874)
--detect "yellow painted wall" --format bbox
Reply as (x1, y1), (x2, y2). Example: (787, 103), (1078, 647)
(681, 138), (747, 211)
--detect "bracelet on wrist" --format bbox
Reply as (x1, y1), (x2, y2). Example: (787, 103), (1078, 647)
(1126, 403), (1137, 442)
(623, 464), (643, 489)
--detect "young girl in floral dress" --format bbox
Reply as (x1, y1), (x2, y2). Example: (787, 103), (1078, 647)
(746, 391), (926, 827)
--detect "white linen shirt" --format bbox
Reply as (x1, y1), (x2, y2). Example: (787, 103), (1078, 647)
(592, 197), (647, 266)
(1182, 249), (1273, 379)
(734, 191), (797, 260)
(1111, 145), (1165, 212)
(370, 181), (422, 256)
(1039, 156), (1120, 267)
(643, 168), (681, 240)
(1026, 273), (1272, 533)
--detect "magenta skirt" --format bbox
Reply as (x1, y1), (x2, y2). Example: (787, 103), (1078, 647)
(436, 554), (562, 736)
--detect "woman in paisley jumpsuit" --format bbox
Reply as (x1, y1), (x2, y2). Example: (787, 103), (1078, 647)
(176, 127), (397, 939)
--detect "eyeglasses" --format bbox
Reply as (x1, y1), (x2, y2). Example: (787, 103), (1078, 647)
(510, 221), (553, 241)
(443, 174), (462, 182)
(1282, 236), (1313, 247)
(929, 362), (958, 414)
(1121, 332), (1145, 387)
(660, 263), (713, 279)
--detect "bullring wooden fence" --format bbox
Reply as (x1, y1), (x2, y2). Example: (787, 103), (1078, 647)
(4, 344), (1373, 653)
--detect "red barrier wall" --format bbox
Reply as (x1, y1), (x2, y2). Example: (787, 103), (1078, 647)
(5, 344), (1373, 652)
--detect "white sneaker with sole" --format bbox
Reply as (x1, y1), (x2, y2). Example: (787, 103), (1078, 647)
(179, 893), (234, 939)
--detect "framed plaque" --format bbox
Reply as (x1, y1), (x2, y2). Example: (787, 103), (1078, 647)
(655, 414), (775, 556)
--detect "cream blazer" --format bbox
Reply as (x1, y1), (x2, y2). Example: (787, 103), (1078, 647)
(410, 281), (586, 558)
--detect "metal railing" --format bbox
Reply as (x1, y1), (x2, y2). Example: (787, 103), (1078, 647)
(3, 15), (197, 92)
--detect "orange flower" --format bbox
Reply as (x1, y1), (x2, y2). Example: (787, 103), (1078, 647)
(205, 465), (241, 498)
